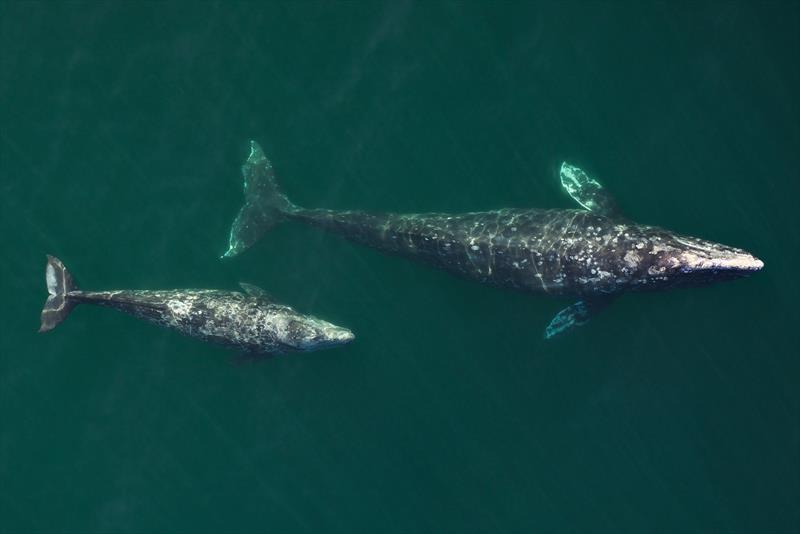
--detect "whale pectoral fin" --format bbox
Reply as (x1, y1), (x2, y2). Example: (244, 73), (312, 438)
(560, 163), (621, 217)
(239, 282), (273, 300)
(544, 297), (614, 339)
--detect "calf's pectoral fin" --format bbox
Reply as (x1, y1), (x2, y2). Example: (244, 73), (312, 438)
(544, 297), (614, 339)
(559, 162), (622, 218)
(239, 282), (274, 301)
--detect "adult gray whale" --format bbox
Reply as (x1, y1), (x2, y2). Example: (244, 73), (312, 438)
(39, 255), (354, 353)
(223, 141), (763, 338)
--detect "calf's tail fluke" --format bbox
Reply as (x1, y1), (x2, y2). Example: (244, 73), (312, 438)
(222, 140), (297, 259)
(39, 255), (79, 333)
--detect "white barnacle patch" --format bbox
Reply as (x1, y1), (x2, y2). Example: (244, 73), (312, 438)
(635, 242), (645, 249)
(270, 315), (295, 345)
(167, 299), (193, 324)
(624, 250), (640, 268)
(648, 265), (666, 275)
(46, 264), (58, 295)
(470, 245), (480, 251)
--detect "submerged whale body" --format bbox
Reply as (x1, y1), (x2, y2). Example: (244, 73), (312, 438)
(39, 255), (354, 353)
(223, 141), (763, 338)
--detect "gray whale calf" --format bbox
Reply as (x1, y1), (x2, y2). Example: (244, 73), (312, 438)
(223, 141), (763, 338)
(39, 255), (354, 353)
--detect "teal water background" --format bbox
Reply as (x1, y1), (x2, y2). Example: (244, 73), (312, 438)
(1, 2), (798, 532)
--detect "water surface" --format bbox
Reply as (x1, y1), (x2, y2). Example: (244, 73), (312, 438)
(1, 2), (798, 532)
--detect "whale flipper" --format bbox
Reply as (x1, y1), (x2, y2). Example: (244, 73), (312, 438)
(544, 297), (613, 339)
(239, 282), (273, 300)
(560, 163), (621, 217)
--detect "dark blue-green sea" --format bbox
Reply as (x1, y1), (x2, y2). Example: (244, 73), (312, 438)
(1, 2), (798, 533)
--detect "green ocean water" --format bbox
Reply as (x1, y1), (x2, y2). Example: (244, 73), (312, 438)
(1, 1), (798, 532)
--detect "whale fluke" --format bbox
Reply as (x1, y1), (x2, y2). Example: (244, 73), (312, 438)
(39, 255), (79, 332)
(222, 141), (296, 259)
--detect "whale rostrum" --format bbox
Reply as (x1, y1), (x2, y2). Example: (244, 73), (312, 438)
(39, 255), (354, 353)
(223, 141), (764, 339)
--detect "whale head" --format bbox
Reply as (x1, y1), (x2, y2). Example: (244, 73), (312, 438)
(669, 235), (763, 282)
(283, 315), (355, 352)
(633, 231), (764, 290)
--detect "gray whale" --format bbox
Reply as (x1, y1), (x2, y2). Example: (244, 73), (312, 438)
(39, 255), (354, 353)
(223, 141), (763, 338)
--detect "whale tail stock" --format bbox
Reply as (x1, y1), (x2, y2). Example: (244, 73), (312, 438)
(221, 140), (297, 259)
(39, 255), (79, 333)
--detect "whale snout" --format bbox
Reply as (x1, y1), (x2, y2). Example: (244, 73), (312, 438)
(683, 251), (764, 273)
(671, 235), (764, 278)
(732, 254), (764, 272)
(290, 318), (355, 351)
(325, 325), (356, 345)
(308, 325), (355, 351)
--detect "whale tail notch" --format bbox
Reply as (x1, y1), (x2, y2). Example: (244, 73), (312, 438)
(39, 255), (79, 333)
(222, 140), (297, 259)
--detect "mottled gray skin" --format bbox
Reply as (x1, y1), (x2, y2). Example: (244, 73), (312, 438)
(39, 256), (354, 354)
(288, 207), (759, 297)
(223, 141), (763, 338)
(70, 289), (352, 353)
